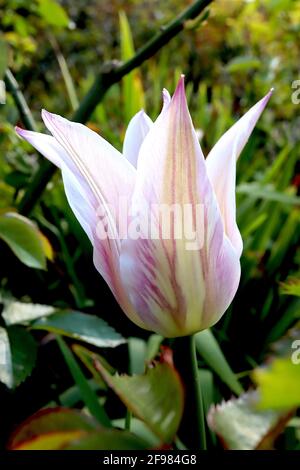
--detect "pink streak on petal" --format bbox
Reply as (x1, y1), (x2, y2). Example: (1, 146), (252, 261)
(120, 76), (240, 336)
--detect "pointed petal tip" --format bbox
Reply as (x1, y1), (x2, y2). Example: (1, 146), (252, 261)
(162, 88), (171, 109)
(177, 74), (185, 88)
(15, 125), (24, 135)
(262, 87), (274, 105)
(172, 74), (187, 105)
(41, 108), (50, 124)
(41, 108), (51, 120)
(162, 88), (170, 98)
(41, 109), (59, 125)
(15, 126), (31, 139)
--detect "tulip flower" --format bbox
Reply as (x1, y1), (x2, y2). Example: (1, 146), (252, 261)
(16, 77), (272, 337)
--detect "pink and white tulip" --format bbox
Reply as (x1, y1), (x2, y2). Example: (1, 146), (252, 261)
(16, 77), (272, 337)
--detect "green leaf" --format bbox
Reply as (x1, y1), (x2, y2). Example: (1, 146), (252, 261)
(37, 0), (69, 28)
(195, 329), (243, 395)
(8, 407), (99, 450)
(31, 311), (126, 348)
(65, 429), (149, 450)
(146, 334), (164, 362)
(199, 369), (216, 445)
(0, 212), (48, 269)
(58, 380), (102, 408)
(128, 337), (147, 375)
(0, 37), (8, 79)
(2, 299), (55, 326)
(0, 326), (13, 388)
(73, 344), (114, 389)
(208, 392), (291, 450)
(237, 183), (300, 205)
(0, 325), (36, 389)
(280, 278), (300, 297)
(253, 357), (300, 410)
(94, 351), (184, 443)
(226, 56), (261, 73)
(113, 418), (160, 448)
(8, 326), (37, 388)
(8, 404), (148, 450)
(119, 10), (145, 124)
(198, 369), (214, 417)
(56, 336), (111, 427)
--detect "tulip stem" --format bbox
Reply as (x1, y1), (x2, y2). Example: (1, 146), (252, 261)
(174, 334), (207, 450)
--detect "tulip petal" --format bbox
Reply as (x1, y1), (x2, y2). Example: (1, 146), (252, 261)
(206, 90), (273, 256)
(15, 128), (62, 168)
(162, 88), (171, 108)
(123, 110), (153, 168)
(16, 123), (139, 325)
(120, 77), (241, 336)
(41, 110), (136, 221)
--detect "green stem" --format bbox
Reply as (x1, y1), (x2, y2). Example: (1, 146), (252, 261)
(4, 69), (37, 131)
(17, 0), (212, 215)
(73, 0), (212, 124)
(174, 335), (207, 450)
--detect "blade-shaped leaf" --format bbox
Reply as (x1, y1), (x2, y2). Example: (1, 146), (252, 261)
(128, 337), (147, 375)
(73, 344), (114, 389)
(237, 183), (300, 205)
(0, 37), (8, 79)
(146, 334), (164, 362)
(94, 349), (184, 443)
(119, 10), (145, 124)
(113, 418), (160, 448)
(56, 336), (111, 428)
(31, 310), (125, 348)
(195, 329), (243, 395)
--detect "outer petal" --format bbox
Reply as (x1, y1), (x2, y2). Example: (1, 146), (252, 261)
(41, 110), (136, 227)
(206, 90), (273, 257)
(162, 88), (171, 108)
(15, 128), (62, 168)
(123, 110), (153, 168)
(16, 124), (144, 328)
(119, 77), (241, 337)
